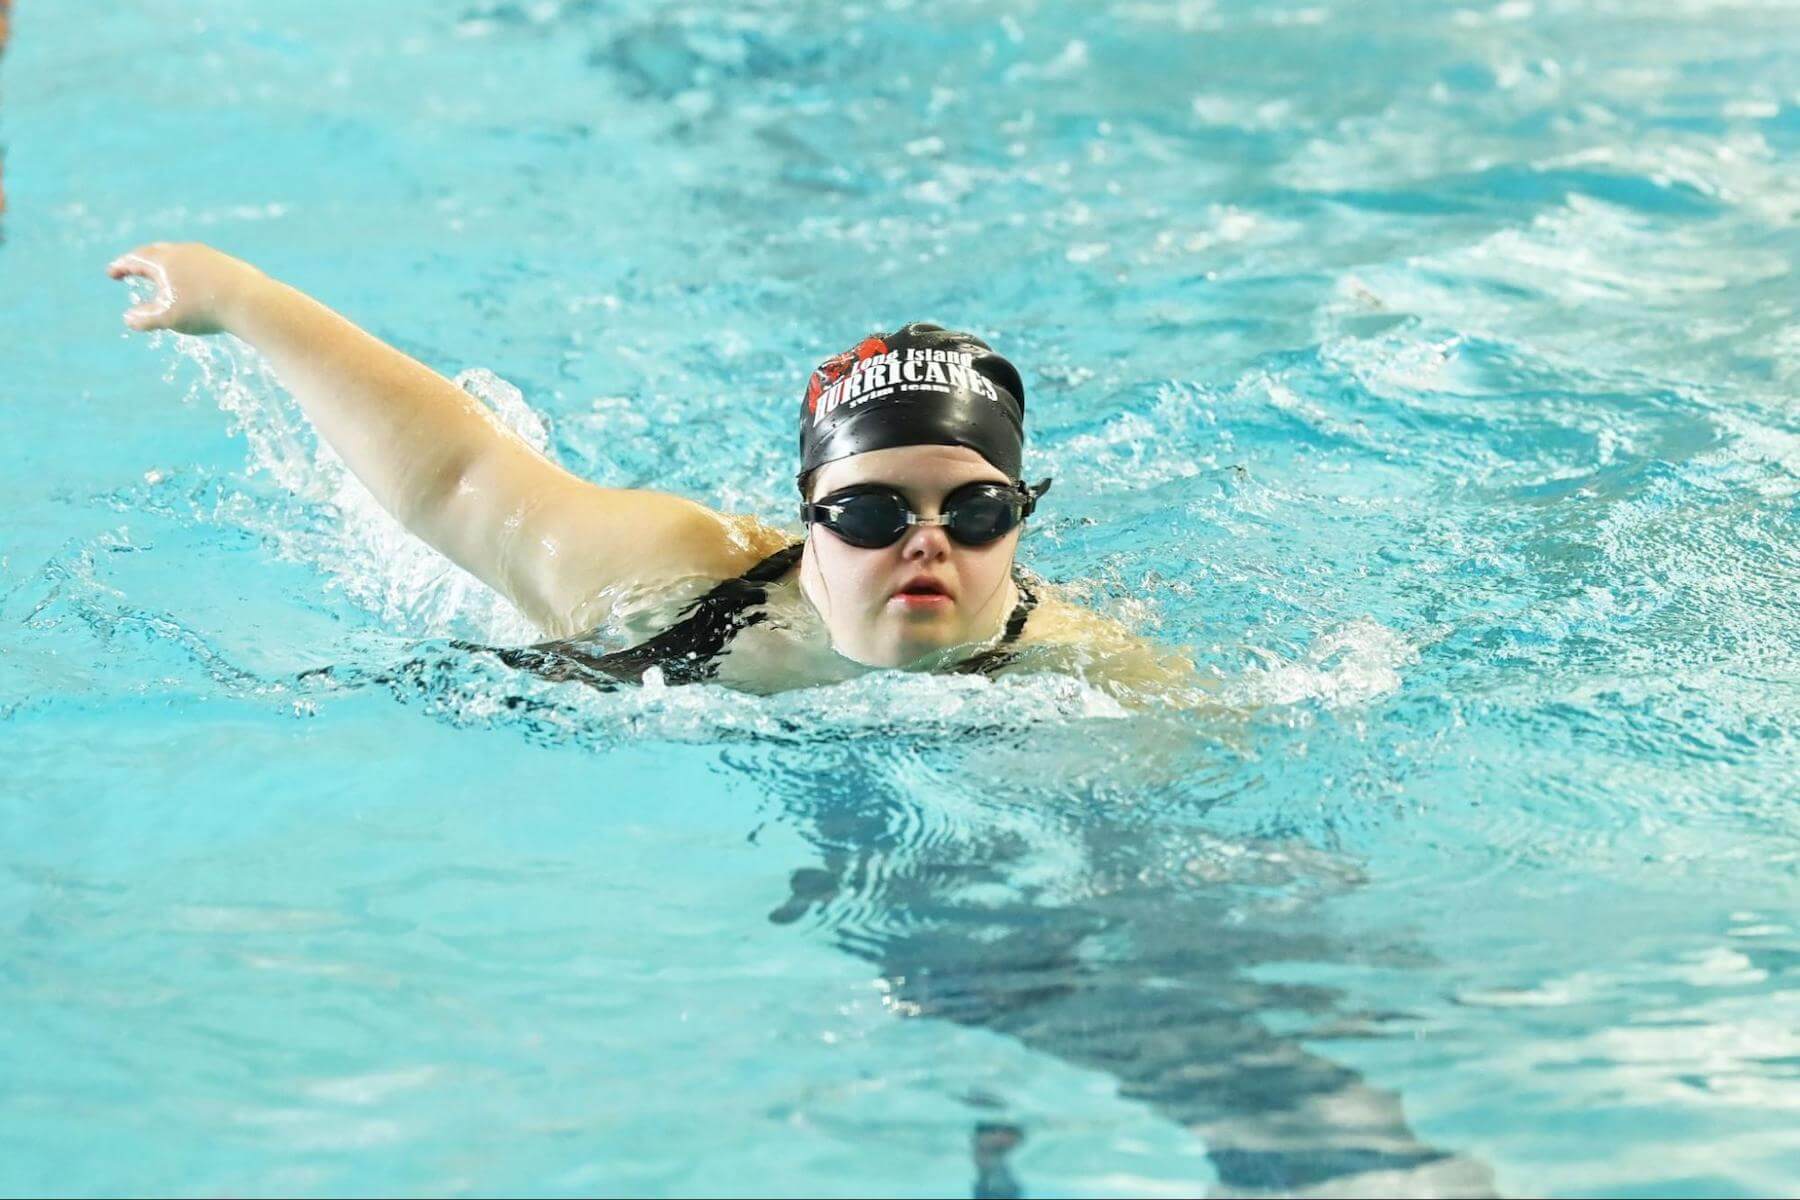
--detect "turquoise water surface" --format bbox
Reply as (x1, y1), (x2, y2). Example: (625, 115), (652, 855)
(3, 1), (1798, 1196)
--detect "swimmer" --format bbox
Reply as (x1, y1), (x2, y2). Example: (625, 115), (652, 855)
(107, 242), (1204, 701)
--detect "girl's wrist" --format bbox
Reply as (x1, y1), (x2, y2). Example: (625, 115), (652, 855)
(217, 263), (276, 337)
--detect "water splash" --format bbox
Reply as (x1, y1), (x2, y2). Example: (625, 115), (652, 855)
(157, 331), (542, 643)
(1231, 617), (1423, 710)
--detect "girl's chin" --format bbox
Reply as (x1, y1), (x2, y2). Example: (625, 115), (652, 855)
(837, 631), (963, 671)
(894, 630), (979, 669)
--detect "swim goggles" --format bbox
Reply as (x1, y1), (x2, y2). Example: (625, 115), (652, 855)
(801, 478), (1052, 549)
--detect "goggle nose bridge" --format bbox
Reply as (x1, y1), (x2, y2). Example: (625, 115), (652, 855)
(813, 504), (952, 526)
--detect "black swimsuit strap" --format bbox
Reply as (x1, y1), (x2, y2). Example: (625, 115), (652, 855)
(948, 567), (1039, 677)
(488, 542), (805, 688)
(487, 541), (1036, 689)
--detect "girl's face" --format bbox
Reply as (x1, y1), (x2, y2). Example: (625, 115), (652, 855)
(799, 444), (1023, 669)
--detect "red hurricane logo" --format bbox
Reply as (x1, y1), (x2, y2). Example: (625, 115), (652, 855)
(806, 335), (890, 413)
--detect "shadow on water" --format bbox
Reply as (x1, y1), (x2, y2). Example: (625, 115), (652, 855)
(276, 638), (1500, 1196)
(745, 735), (1499, 1199)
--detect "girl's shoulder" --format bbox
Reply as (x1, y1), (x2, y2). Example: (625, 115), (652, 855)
(552, 514), (797, 642)
(1013, 582), (1206, 697)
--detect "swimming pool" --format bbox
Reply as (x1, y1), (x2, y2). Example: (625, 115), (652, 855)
(3, 0), (1797, 1194)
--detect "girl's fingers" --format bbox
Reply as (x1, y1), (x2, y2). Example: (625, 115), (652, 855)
(124, 301), (167, 331)
(107, 247), (170, 277)
(107, 254), (151, 279)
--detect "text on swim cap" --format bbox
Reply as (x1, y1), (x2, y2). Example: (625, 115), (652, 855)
(811, 348), (1000, 425)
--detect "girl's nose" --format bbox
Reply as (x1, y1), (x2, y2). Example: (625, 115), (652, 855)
(900, 522), (952, 560)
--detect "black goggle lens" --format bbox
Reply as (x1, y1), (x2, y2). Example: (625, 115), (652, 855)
(827, 492), (909, 547)
(946, 489), (1018, 544)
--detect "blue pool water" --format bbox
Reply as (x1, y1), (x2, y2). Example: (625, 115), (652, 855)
(3, 1), (1798, 1195)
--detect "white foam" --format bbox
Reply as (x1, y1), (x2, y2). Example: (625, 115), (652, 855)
(1230, 616), (1420, 708)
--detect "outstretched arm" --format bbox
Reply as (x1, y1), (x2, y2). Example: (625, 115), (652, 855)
(107, 243), (781, 636)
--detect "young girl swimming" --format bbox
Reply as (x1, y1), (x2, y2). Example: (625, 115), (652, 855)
(108, 242), (1199, 699)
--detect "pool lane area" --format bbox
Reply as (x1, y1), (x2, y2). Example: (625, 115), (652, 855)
(2, 2), (1798, 1196)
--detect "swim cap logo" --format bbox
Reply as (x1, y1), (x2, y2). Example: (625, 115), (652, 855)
(806, 336), (889, 414)
(809, 343), (1001, 426)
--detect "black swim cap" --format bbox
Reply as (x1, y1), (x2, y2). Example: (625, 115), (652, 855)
(797, 322), (1027, 492)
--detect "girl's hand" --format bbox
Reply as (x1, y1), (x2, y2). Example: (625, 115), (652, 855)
(105, 242), (264, 335)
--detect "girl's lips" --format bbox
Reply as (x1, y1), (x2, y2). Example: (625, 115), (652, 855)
(891, 592), (953, 608)
(893, 574), (951, 599)
(889, 582), (957, 615)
